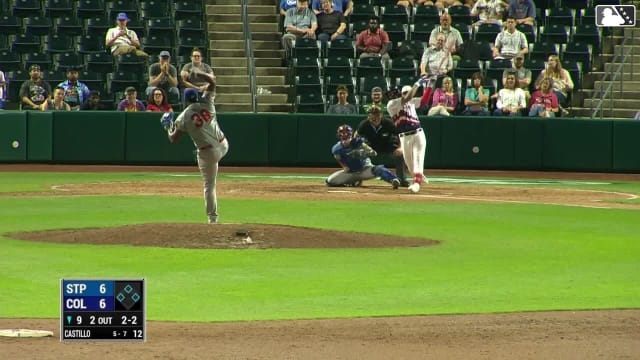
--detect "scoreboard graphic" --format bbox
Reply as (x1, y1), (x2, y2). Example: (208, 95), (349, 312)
(60, 279), (146, 342)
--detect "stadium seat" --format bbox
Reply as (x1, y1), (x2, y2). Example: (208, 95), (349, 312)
(350, 19), (369, 37)
(292, 38), (320, 59)
(349, 2), (377, 24)
(176, 18), (204, 39)
(382, 21), (408, 45)
(579, 7), (595, 25)
(452, 23), (471, 41)
(141, 1), (170, 20)
(54, 53), (84, 71)
(544, 8), (575, 27)
(475, 23), (501, 43)
(516, 23), (536, 44)
(561, 42), (592, 72)
(359, 74), (388, 96)
(524, 58), (546, 86)
(411, 22), (436, 41)
(142, 35), (172, 57)
(12, 0), (41, 17)
(323, 56), (352, 80)
(454, 58), (482, 81)
(77, 34), (106, 54)
(108, 0), (138, 17)
(562, 0), (589, 9)
(7, 70), (30, 103)
(85, 16), (111, 37)
(562, 59), (582, 91)
(572, 24), (600, 51)
(295, 91), (325, 113)
(108, 70), (141, 93)
(76, 0), (106, 18)
(25, 17), (53, 36)
(176, 35), (206, 56)
(79, 70), (105, 91)
(0, 49), (23, 72)
(12, 33), (42, 54)
(381, 5), (409, 24)
(413, 5), (440, 25)
(115, 53), (146, 73)
(448, 5), (472, 25)
(397, 39), (424, 59)
(24, 52), (53, 71)
(0, 15), (22, 35)
(125, 17), (146, 38)
(56, 16), (84, 37)
(472, 40), (494, 62)
(45, 0), (73, 18)
(42, 69), (66, 85)
(173, 1), (204, 21)
(356, 57), (384, 80)
(326, 38), (355, 59)
(147, 18), (176, 39)
(388, 56), (417, 80)
(484, 58), (512, 82)
(45, 34), (74, 54)
(86, 52), (114, 74)
(325, 74), (356, 98)
(528, 41), (559, 62)
(539, 24), (570, 44)
(0, 34), (7, 49)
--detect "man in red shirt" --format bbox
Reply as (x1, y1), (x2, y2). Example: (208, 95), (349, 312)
(356, 15), (390, 65)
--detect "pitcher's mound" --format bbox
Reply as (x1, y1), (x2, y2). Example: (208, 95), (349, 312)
(7, 223), (438, 249)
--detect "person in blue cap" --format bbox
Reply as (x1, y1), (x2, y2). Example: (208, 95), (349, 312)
(105, 12), (149, 57)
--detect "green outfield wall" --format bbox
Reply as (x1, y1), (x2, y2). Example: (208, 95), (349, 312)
(1, 111), (639, 172)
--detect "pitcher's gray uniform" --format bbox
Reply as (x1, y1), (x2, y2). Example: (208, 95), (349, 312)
(165, 72), (228, 224)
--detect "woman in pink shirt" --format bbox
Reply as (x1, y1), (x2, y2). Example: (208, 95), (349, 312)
(529, 77), (558, 117)
(427, 76), (458, 116)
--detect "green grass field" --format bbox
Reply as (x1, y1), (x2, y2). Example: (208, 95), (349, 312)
(1, 171), (639, 322)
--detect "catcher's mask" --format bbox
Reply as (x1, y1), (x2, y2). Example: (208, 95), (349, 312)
(337, 124), (353, 142)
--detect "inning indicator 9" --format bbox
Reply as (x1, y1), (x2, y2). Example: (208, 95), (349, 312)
(60, 279), (146, 342)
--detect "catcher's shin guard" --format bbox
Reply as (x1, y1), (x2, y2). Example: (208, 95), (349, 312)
(373, 165), (399, 183)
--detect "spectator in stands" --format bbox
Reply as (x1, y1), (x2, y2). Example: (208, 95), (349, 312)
(363, 86), (387, 114)
(117, 86), (145, 112)
(507, 0), (535, 26)
(356, 15), (390, 64)
(428, 76), (458, 116)
(493, 71), (526, 116)
(419, 33), (453, 108)
(462, 72), (490, 116)
(316, 0), (347, 49)
(492, 16), (528, 59)
(282, 0), (318, 57)
(534, 55), (574, 109)
(20, 65), (52, 110)
(80, 90), (105, 110)
(57, 66), (91, 110)
(312, 0), (352, 16)
(395, 0), (414, 9)
(471, 0), (505, 28)
(327, 85), (357, 114)
(529, 77), (558, 117)
(146, 87), (173, 112)
(0, 69), (6, 109)
(429, 13), (464, 62)
(105, 12), (149, 58)
(147, 50), (179, 101)
(41, 86), (71, 111)
(279, 0), (298, 16)
(355, 105), (409, 187)
(418, 0), (475, 9)
(503, 54), (531, 101)
(180, 48), (215, 93)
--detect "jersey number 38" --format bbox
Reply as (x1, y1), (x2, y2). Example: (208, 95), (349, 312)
(190, 109), (212, 128)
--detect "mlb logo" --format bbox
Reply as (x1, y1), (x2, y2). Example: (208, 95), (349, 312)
(595, 5), (636, 27)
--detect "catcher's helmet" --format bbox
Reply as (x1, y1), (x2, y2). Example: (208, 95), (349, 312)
(337, 124), (353, 141)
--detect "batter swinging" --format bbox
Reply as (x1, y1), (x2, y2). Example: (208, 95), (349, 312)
(161, 69), (228, 224)
(386, 79), (428, 193)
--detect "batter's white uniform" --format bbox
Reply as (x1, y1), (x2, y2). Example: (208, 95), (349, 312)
(175, 91), (229, 223)
(387, 97), (427, 191)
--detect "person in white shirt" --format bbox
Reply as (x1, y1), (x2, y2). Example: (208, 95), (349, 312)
(492, 16), (528, 59)
(105, 12), (149, 58)
(494, 71), (526, 116)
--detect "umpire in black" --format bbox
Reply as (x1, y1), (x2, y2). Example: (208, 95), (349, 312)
(355, 105), (410, 187)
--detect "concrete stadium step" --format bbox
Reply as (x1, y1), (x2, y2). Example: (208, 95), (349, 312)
(571, 107), (638, 119)
(210, 40), (244, 50)
(209, 32), (244, 41)
(216, 76), (251, 85)
(252, 33), (281, 41)
(217, 103), (252, 112)
(254, 49), (284, 58)
(252, 40), (281, 50)
(210, 48), (247, 57)
(592, 80), (640, 91)
(216, 93), (252, 104)
(257, 94), (288, 104)
(212, 57), (248, 67)
(206, 5), (240, 15)
(257, 103), (292, 113)
(256, 67), (286, 76)
(582, 90), (640, 99)
(209, 22), (242, 32)
(248, 0), (276, 4)
(255, 76), (286, 86)
(603, 63), (640, 73)
(216, 84), (250, 94)
(583, 98), (639, 110)
(213, 67), (248, 76)
(255, 58), (283, 67)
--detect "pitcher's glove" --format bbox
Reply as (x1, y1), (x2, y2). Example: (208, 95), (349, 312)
(160, 112), (175, 131)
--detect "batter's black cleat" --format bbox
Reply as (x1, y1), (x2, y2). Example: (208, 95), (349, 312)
(400, 180), (410, 187)
(391, 178), (400, 190)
